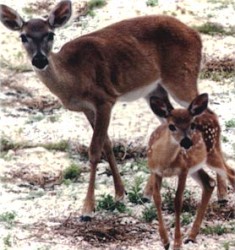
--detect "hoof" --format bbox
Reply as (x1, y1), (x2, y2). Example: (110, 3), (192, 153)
(164, 243), (170, 250)
(218, 199), (228, 205)
(80, 215), (92, 222)
(184, 238), (195, 244)
(141, 196), (151, 203)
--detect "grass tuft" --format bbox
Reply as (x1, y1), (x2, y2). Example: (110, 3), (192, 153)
(63, 163), (81, 181)
(193, 22), (235, 36)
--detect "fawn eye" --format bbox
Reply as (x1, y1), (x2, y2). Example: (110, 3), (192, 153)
(169, 124), (176, 131)
(20, 34), (28, 43)
(191, 122), (196, 130)
(47, 32), (55, 41)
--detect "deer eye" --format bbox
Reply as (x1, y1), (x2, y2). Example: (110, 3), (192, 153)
(191, 122), (196, 130)
(20, 34), (28, 43)
(169, 124), (176, 131)
(47, 32), (55, 41)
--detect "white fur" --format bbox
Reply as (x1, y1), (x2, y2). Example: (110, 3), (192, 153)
(117, 79), (160, 102)
(189, 160), (206, 176)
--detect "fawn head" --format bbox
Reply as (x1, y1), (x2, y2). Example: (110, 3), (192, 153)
(0, 1), (72, 70)
(150, 93), (208, 150)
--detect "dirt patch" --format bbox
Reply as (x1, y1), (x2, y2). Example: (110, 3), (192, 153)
(54, 215), (155, 248)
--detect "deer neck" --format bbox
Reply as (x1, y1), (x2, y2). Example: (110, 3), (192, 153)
(149, 126), (181, 170)
(33, 53), (68, 100)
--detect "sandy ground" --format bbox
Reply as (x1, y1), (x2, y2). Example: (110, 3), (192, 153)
(0, 0), (235, 250)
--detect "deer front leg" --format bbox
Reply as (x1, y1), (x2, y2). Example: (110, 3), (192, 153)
(83, 109), (125, 203)
(152, 174), (170, 250)
(174, 171), (187, 250)
(81, 103), (113, 221)
(186, 169), (215, 243)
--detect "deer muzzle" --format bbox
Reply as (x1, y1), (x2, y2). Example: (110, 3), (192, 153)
(32, 53), (49, 70)
(180, 137), (193, 150)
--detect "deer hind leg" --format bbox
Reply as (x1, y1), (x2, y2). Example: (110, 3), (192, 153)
(143, 174), (154, 202)
(207, 150), (235, 201)
(216, 148), (234, 202)
(216, 174), (228, 203)
(152, 174), (170, 250)
(174, 171), (188, 250)
(186, 169), (215, 243)
(102, 137), (126, 201)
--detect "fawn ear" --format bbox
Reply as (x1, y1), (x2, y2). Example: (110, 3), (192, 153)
(0, 4), (24, 31)
(188, 93), (208, 116)
(150, 96), (174, 118)
(48, 0), (72, 29)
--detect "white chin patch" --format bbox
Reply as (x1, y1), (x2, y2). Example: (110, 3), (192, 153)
(33, 65), (48, 71)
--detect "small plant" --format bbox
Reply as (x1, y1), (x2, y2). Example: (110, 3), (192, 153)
(225, 119), (235, 129)
(0, 137), (16, 152)
(162, 185), (175, 213)
(3, 234), (12, 247)
(25, 190), (45, 200)
(222, 136), (229, 143)
(63, 163), (81, 181)
(87, 0), (107, 17)
(130, 158), (148, 173)
(201, 224), (228, 235)
(146, 0), (158, 7)
(223, 241), (230, 250)
(97, 194), (127, 213)
(142, 204), (157, 222)
(181, 212), (193, 226)
(193, 22), (234, 36)
(128, 176), (144, 204)
(41, 140), (70, 151)
(0, 211), (16, 228)
(26, 114), (45, 124)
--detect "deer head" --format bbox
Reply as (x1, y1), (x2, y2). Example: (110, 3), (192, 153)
(150, 93), (208, 150)
(0, 1), (72, 70)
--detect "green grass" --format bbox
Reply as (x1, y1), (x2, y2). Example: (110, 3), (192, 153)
(225, 119), (235, 129)
(128, 176), (145, 204)
(201, 224), (235, 235)
(0, 211), (16, 229)
(87, 0), (107, 17)
(41, 140), (70, 151)
(142, 205), (157, 222)
(181, 212), (193, 226)
(97, 194), (127, 213)
(0, 133), (70, 153)
(199, 70), (234, 82)
(3, 234), (12, 248)
(146, 0), (158, 7)
(193, 22), (235, 36)
(63, 163), (81, 181)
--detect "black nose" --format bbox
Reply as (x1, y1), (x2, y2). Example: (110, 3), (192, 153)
(32, 54), (48, 69)
(180, 137), (193, 150)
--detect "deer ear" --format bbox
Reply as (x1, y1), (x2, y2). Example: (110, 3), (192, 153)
(188, 93), (208, 116)
(0, 4), (24, 31)
(150, 96), (173, 118)
(48, 0), (72, 29)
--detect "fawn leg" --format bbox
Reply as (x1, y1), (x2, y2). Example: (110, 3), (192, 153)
(143, 174), (154, 202)
(174, 171), (187, 250)
(152, 174), (170, 250)
(186, 169), (215, 242)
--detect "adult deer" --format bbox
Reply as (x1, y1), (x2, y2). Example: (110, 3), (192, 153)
(0, 1), (227, 220)
(147, 93), (235, 250)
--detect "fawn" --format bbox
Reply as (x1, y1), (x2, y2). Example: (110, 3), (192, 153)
(146, 93), (235, 249)
(0, 1), (228, 220)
